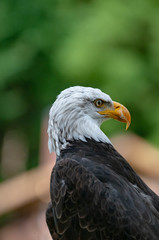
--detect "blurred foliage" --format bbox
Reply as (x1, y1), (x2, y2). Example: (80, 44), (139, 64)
(0, 0), (159, 180)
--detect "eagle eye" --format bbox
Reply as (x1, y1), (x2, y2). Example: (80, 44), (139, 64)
(94, 99), (104, 108)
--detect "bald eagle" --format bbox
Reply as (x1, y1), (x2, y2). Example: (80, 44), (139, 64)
(46, 86), (159, 240)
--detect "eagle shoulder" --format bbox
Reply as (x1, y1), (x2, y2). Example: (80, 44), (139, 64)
(47, 153), (159, 240)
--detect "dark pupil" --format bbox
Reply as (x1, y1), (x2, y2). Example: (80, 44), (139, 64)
(97, 100), (101, 106)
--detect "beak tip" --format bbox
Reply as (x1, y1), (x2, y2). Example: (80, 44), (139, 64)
(125, 121), (130, 130)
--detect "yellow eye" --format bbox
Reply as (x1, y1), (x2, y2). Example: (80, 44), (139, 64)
(94, 99), (104, 108)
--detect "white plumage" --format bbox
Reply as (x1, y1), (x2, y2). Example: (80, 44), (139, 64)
(48, 86), (112, 156)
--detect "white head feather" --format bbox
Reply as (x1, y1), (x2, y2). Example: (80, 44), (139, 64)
(48, 86), (113, 156)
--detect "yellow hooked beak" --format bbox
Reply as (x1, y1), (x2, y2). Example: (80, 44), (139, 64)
(98, 101), (131, 130)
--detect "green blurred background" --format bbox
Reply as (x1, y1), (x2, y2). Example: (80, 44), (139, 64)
(1, 0), (159, 181)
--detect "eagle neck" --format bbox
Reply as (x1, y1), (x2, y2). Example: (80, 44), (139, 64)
(48, 116), (112, 157)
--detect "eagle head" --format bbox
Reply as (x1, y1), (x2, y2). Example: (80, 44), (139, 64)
(48, 86), (131, 156)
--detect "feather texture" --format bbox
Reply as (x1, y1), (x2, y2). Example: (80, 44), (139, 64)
(46, 140), (159, 240)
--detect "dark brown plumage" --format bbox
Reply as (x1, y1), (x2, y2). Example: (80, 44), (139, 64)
(46, 139), (159, 240)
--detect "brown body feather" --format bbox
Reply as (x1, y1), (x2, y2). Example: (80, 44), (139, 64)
(46, 139), (159, 240)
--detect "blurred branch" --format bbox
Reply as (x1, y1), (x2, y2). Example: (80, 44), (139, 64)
(112, 133), (159, 179)
(0, 162), (53, 216)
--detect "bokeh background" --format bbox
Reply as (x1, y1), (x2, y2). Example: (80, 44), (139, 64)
(1, 0), (159, 239)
